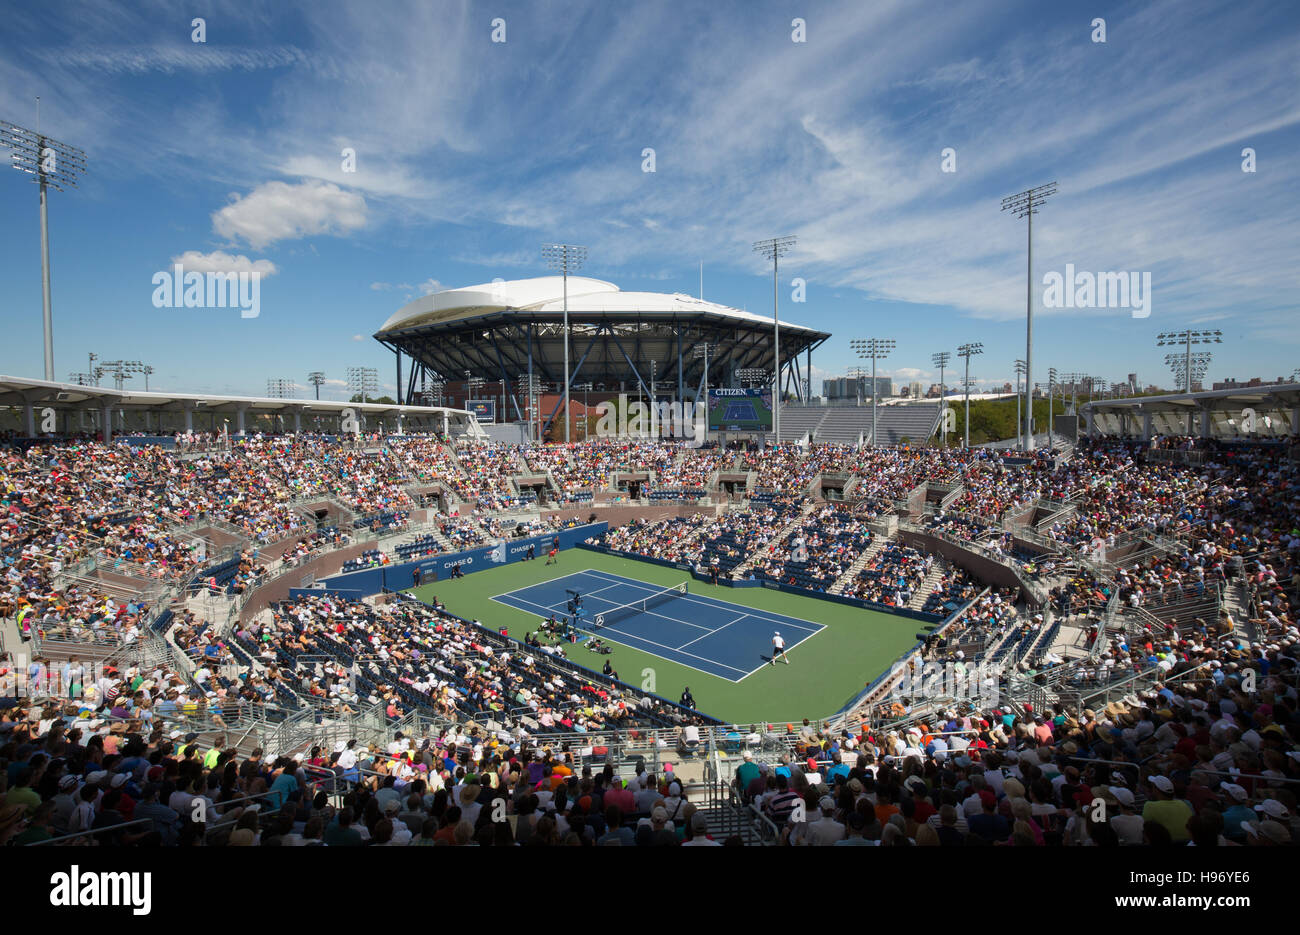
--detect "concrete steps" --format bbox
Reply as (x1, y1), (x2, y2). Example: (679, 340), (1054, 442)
(906, 556), (951, 610)
(829, 535), (886, 595)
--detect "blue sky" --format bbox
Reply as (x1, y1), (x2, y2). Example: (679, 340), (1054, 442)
(0, 0), (1296, 401)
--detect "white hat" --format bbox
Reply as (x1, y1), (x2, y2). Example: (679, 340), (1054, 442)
(1150, 775), (1174, 794)
(1256, 799), (1290, 820)
(1112, 787), (1135, 807)
(1220, 783), (1248, 802)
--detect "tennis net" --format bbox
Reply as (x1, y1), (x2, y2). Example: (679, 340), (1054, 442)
(589, 582), (689, 630)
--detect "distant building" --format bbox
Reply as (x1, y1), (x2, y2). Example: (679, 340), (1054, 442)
(1212, 376), (1287, 391)
(823, 376), (892, 400)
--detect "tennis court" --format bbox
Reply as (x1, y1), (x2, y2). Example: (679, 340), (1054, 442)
(490, 568), (824, 681)
(721, 399), (758, 422)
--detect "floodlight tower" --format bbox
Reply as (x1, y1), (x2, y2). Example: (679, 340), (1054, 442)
(851, 337), (895, 446)
(1046, 367), (1058, 448)
(97, 360), (144, 391)
(347, 366), (379, 403)
(542, 243), (587, 443)
(1013, 360), (1027, 450)
(1001, 181), (1057, 451)
(693, 343), (718, 406)
(1157, 330), (1222, 395)
(753, 235), (796, 442)
(957, 343), (983, 447)
(142, 365), (155, 392)
(1158, 329), (1221, 434)
(307, 371), (326, 400)
(931, 351), (951, 447)
(1, 108), (88, 380)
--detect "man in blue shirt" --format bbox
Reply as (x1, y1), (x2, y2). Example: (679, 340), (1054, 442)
(827, 753), (851, 785)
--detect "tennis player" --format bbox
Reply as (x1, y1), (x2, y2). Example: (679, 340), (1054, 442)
(771, 631), (789, 665)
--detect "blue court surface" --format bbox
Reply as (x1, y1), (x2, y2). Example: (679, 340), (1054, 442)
(722, 400), (758, 422)
(490, 568), (824, 681)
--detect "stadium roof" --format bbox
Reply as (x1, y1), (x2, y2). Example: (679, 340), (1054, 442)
(0, 374), (479, 441)
(0, 374), (470, 416)
(375, 276), (832, 419)
(1080, 383), (1300, 438)
(376, 276), (826, 337)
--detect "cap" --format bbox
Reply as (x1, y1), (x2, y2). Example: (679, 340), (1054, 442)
(1220, 783), (1248, 802)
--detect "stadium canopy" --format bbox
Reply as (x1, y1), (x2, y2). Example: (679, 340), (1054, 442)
(0, 374), (479, 442)
(373, 276), (831, 428)
(1080, 383), (1300, 440)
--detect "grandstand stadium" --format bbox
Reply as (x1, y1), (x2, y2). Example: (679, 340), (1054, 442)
(4, 414), (1299, 850)
(2, 5), (1297, 873)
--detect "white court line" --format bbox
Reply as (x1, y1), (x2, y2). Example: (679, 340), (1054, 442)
(733, 624), (828, 682)
(583, 567), (822, 634)
(494, 570), (647, 616)
(489, 592), (749, 676)
(676, 612), (750, 650)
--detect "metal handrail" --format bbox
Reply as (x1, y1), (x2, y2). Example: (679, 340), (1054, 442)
(27, 818), (155, 846)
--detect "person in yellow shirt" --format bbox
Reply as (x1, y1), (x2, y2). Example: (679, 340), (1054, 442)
(1141, 775), (1193, 843)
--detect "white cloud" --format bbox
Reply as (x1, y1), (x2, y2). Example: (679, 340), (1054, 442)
(169, 250), (278, 276)
(212, 180), (367, 249)
(418, 278), (443, 295)
(37, 45), (312, 76)
(351, 334), (365, 341)
(369, 281), (393, 291)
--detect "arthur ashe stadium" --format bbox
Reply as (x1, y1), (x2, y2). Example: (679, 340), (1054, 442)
(2, 269), (1300, 850)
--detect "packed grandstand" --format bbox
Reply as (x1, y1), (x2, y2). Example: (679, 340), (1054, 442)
(0, 429), (1297, 849)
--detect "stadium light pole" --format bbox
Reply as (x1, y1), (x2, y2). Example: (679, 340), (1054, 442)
(754, 235), (796, 442)
(307, 371), (325, 400)
(1046, 367), (1057, 449)
(1014, 359), (1027, 450)
(957, 343), (982, 448)
(1158, 329), (1221, 434)
(347, 366), (378, 404)
(851, 338), (895, 447)
(693, 343), (717, 406)
(141, 365), (154, 392)
(542, 244), (587, 443)
(2, 109), (88, 381)
(931, 352), (951, 448)
(1001, 182), (1057, 452)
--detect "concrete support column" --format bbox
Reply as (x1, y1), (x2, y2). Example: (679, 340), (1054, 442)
(184, 406), (193, 433)
(101, 403), (114, 444)
(24, 404), (35, 437)
(236, 406), (246, 435)
(1142, 410), (1153, 441)
(294, 411), (302, 434)
(1200, 406), (1211, 438)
